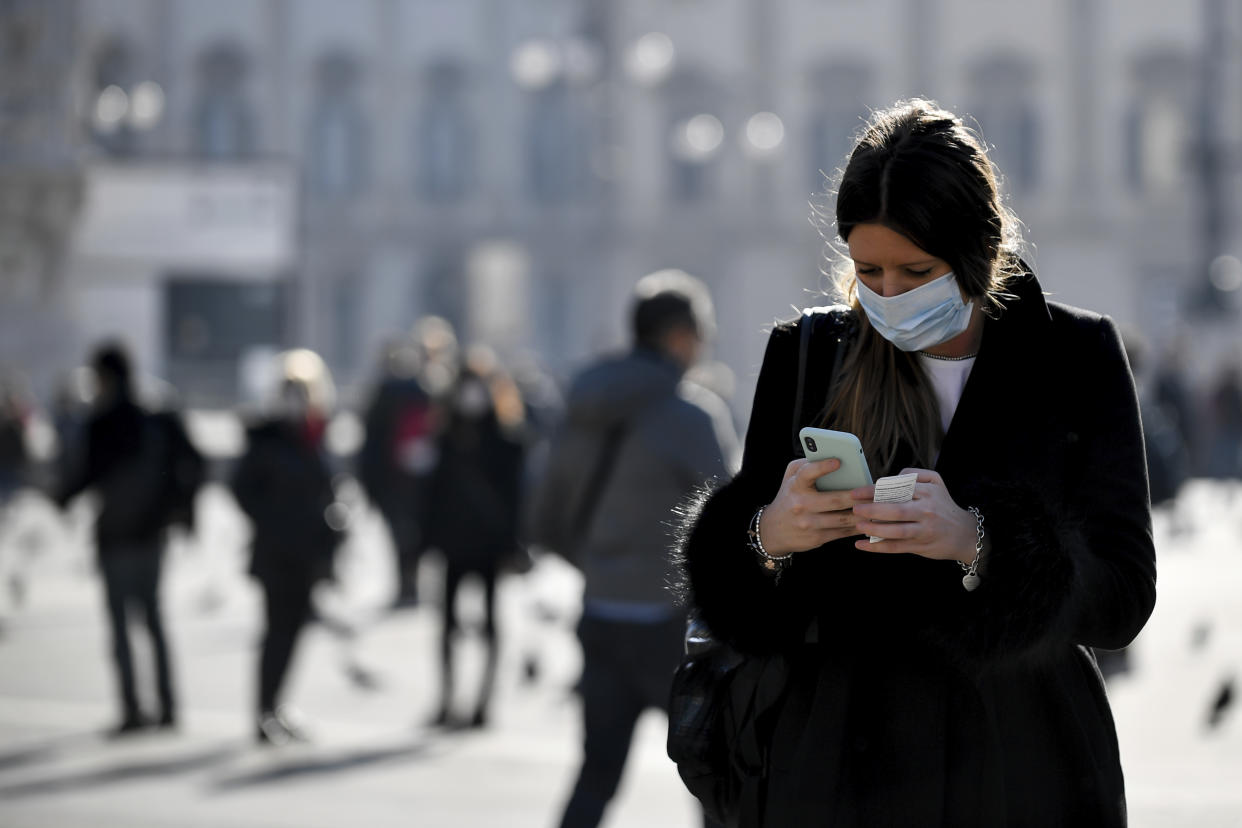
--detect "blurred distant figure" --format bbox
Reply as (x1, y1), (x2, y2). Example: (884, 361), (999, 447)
(531, 271), (738, 828)
(0, 374), (30, 507)
(423, 345), (527, 729)
(230, 349), (344, 745)
(1122, 330), (1191, 510)
(1205, 363), (1242, 480)
(54, 343), (205, 736)
(359, 338), (437, 607)
(1152, 337), (1201, 473)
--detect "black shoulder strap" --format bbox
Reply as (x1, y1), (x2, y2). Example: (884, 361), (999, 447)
(791, 306), (853, 456)
(568, 422), (629, 548)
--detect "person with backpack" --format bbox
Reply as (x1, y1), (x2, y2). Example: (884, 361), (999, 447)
(673, 100), (1155, 826)
(531, 270), (739, 828)
(55, 342), (204, 736)
(230, 349), (343, 745)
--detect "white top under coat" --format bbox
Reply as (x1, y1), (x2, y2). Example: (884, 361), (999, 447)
(918, 353), (976, 434)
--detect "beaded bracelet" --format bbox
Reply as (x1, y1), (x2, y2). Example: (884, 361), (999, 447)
(748, 506), (792, 582)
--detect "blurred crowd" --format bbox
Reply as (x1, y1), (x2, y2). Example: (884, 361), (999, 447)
(0, 272), (745, 827)
(0, 296), (1239, 822)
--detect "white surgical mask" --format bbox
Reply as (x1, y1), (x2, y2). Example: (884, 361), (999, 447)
(855, 271), (975, 352)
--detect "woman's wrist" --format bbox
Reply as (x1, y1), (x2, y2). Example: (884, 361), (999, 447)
(756, 507), (793, 559)
(748, 506), (793, 580)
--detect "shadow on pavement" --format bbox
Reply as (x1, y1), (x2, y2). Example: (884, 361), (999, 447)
(0, 746), (239, 800)
(211, 740), (434, 790)
(0, 732), (101, 772)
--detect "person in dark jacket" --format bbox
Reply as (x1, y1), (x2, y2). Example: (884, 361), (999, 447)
(533, 271), (739, 828)
(423, 345), (526, 729)
(231, 349), (342, 745)
(358, 335), (442, 608)
(676, 100), (1155, 827)
(55, 343), (202, 735)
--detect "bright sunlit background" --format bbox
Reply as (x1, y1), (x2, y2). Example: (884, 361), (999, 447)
(1, 1), (1240, 827)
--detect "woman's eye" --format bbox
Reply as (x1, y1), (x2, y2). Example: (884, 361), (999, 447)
(855, 267), (879, 276)
(908, 267), (933, 277)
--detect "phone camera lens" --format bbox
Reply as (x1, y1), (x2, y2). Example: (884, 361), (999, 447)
(804, 437), (817, 453)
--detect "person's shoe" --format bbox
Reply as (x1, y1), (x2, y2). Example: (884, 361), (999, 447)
(108, 714), (148, 738)
(468, 708), (488, 730)
(155, 710), (177, 730)
(256, 711), (293, 746)
(274, 706), (310, 742)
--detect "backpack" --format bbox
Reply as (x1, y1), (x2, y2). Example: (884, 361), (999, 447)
(96, 410), (205, 539)
(667, 308), (852, 823)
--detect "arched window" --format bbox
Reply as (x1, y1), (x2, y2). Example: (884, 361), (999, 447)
(307, 52), (368, 198)
(416, 62), (474, 204)
(194, 42), (255, 160)
(1124, 51), (1195, 196)
(968, 56), (1040, 194)
(806, 60), (873, 193)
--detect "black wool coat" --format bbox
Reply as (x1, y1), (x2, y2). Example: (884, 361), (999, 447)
(677, 271), (1156, 827)
(230, 419), (341, 587)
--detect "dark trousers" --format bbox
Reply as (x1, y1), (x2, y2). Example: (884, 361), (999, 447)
(559, 612), (719, 828)
(258, 578), (313, 714)
(437, 558), (499, 719)
(100, 543), (174, 721)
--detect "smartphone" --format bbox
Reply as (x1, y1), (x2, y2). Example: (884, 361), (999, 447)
(798, 427), (874, 491)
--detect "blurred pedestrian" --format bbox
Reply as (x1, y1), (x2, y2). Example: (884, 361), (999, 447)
(358, 338), (436, 607)
(423, 345), (527, 729)
(532, 270), (739, 828)
(1205, 362), (1242, 481)
(54, 342), (205, 736)
(230, 349), (344, 745)
(674, 100), (1154, 826)
(0, 373), (30, 509)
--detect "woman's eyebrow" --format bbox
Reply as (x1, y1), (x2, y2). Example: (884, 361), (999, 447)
(851, 258), (939, 268)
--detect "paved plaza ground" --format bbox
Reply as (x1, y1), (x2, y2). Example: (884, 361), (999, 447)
(0, 478), (1240, 827)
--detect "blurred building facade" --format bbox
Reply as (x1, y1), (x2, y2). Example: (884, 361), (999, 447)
(2, 0), (1241, 413)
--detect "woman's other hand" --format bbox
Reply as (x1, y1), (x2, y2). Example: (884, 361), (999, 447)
(758, 458), (869, 556)
(851, 468), (978, 564)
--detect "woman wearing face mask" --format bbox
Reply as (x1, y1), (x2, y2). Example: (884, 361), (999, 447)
(675, 99), (1155, 826)
(231, 350), (343, 744)
(423, 345), (528, 729)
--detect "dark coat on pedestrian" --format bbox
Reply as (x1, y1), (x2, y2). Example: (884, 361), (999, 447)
(57, 396), (203, 553)
(677, 271), (1156, 827)
(231, 419), (340, 587)
(423, 377), (525, 573)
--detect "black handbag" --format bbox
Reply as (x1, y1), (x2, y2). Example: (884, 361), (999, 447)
(666, 307), (853, 824)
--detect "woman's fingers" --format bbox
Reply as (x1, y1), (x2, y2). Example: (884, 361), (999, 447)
(794, 457), (841, 488)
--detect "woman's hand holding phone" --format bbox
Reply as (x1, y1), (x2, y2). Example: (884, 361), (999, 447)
(758, 457), (871, 556)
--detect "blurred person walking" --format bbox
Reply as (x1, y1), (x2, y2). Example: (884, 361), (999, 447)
(359, 338), (437, 608)
(674, 100), (1154, 826)
(54, 343), (204, 735)
(1205, 363), (1242, 481)
(531, 271), (739, 828)
(230, 349), (344, 744)
(423, 345), (527, 729)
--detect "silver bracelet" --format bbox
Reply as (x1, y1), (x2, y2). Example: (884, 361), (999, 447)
(748, 506), (792, 581)
(959, 506), (985, 591)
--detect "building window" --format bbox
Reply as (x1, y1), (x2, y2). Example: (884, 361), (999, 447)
(193, 42), (255, 160)
(1124, 52), (1195, 196)
(307, 53), (367, 198)
(88, 38), (140, 156)
(663, 69), (724, 204)
(969, 56), (1039, 194)
(806, 61), (873, 193)
(527, 81), (591, 205)
(416, 62), (474, 204)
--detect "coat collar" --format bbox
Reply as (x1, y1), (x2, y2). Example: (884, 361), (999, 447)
(934, 267), (1053, 483)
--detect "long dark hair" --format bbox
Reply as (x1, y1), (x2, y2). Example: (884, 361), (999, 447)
(817, 99), (1022, 471)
